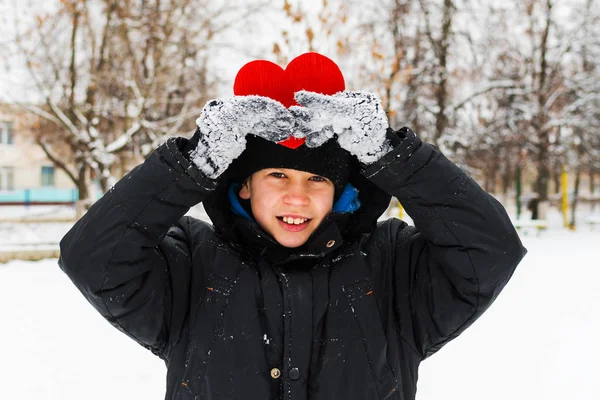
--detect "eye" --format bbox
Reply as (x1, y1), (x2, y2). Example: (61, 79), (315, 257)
(269, 172), (286, 179)
(309, 175), (327, 182)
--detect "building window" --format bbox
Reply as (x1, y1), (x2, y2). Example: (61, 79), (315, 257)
(0, 167), (14, 191)
(0, 122), (14, 145)
(41, 166), (55, 187)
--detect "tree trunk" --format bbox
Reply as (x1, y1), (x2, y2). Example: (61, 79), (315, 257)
(570, 163), (581, 229)
(486, 149), (499, 193)
(502, 163), (512, 206)
(591, 169), (597, 211)
(432, 0), (453, 147)
(75, 164), (92, 219)
(484, 164), (492, 193)
(76, 180), (89, 203)
(532, 0), (553, 220)
(515, 165), (522, 219)
(98, 165), (111, 193)
(553, 163), (562, 194)
(569, 133), (586, 228)
(534, 143), (550, 218)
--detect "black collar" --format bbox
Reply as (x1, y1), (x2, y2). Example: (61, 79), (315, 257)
(231, 213), (348, 266)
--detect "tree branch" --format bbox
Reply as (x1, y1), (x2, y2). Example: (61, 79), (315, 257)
(35, 138), (78, 185)
(453, 81), (519, 111)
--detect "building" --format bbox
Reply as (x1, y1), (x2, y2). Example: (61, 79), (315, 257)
(0, 104), (77, 205)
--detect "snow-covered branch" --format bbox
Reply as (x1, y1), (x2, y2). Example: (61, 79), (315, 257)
(105, 122), (142, 153)
(452, 81), (519, 112)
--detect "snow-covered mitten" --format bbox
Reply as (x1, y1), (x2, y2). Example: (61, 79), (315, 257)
(290, 90), (392, 164)
(189, 96), (294, 179)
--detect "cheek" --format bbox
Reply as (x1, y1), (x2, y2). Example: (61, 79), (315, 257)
(313, 192), (334, 217)
(250, 190), (277, 218)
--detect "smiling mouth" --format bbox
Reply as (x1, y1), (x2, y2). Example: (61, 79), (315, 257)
(277, 216), (312, 225)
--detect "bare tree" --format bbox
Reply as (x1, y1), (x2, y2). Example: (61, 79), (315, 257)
(351, 0), (426, 134)
(562, 0), (600, 224)
(5, 0), (267, 210)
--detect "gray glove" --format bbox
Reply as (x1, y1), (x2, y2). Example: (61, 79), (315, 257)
(290, 90), (392, 164)
(190, 96), (294, 178)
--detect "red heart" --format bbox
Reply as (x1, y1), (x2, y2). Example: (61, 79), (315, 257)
(233, 52), (345, 149)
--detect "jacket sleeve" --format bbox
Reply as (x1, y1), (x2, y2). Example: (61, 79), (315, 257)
(364, 128), (527, 359)
(58, 137), (218, 359)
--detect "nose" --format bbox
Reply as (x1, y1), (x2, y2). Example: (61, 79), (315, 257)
(283, 182), (309, 206)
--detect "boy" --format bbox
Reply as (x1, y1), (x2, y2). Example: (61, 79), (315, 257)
(59, 53), (526, 400)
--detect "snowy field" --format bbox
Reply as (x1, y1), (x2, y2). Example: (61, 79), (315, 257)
(1, 210), (599, 399)
(0, 205), (210, 252)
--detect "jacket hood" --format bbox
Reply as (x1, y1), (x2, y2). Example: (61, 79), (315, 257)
(202, 150), (391, 261)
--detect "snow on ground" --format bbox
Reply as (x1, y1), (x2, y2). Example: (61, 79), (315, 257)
(0, 206), (75, 252)
(0, 204), (211, 222)
(418, 229), (600, 400)
(0, 258), (166, 399)
(0, 205), (77, 221)
(0, 204), (210, 251)
(0, 222), (71, 247)
(1, 227), (599, 399)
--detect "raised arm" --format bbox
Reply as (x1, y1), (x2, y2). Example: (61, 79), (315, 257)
(59, 138), (217, 358)
(292, 90), (526, 358)
(59, 96), (295, 359)
(365, 128), (527, 358)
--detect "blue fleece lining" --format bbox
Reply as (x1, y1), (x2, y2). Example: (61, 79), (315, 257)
(228, 183), (361, 222)
(332, 184), (361, 213)
(229, 183), (254, 221)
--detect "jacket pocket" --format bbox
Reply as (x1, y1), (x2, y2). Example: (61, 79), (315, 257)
(180, 273), (235, 396)
(343, 278), (400, 400)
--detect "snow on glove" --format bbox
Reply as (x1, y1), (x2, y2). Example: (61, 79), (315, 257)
(290, 90), (392, 164)
(189, 96), (294, 179)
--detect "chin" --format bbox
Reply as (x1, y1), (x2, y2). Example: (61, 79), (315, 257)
(273, 232), (310, 249)
(273, 233), (310, 248)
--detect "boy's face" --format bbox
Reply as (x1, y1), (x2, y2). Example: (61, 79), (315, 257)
(239, 168), (335, 248)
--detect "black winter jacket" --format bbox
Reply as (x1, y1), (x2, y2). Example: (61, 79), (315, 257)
(59, 128), (526, 400)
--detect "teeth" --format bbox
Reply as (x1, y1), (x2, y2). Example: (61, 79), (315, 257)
(282, 216), (308, 225)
